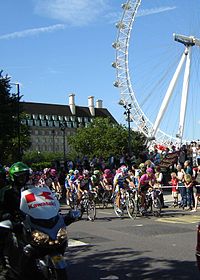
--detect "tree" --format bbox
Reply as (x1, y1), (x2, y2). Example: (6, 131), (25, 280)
(67, 117), (146, 160)
(0, 71), (31, 164)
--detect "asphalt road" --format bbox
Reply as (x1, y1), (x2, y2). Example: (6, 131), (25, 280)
(61, 200), (200, 280)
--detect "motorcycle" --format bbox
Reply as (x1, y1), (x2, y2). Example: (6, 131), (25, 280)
(0, 185), (80, 280)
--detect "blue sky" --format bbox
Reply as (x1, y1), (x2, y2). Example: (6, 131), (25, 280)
(1, 0), (200, 141)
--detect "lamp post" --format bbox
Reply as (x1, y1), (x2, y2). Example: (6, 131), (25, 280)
(52, 129), (55, 153)
(11, 82), (21, 160)
(60, 122), (67, 161)
(124, 104), (132, 156)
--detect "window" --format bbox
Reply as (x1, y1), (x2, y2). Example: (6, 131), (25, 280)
(27, 120), (33, 126)
(72, 122), (77, 128)
(34, 120), (40, 126)
(32, 114), (38, 120)
(58, 115), (63, 121)
(21, 119), (26, 125)
(70, 116), (76, 122)
(84, 117), (89, 123)
(52, 115), (57, 121)
(41, 120), (47, 127)
(64, 116), (69, 121)
(47, 121), (53, 127)
(45, 115), (49, 120)
(54, 121), (60, 127)
(67, 122), (72, 128)
(39, 114), (44, 120)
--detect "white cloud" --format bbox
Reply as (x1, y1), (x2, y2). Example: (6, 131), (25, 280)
(104, 6), (176, 24)
(34, 0), (109, 26)
(137, 6), (176, 17)
(0, 24), (65, 40)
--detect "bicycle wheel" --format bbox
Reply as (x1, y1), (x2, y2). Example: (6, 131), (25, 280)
(152, 197), (162, 217)
(113, 195), (124, 217)
(69, 193), (77, 209)
(87, 200), (96, 221)
(126, 198), (137, 220)
(102, 190), (112, 209)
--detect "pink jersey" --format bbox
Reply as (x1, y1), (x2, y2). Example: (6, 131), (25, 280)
(139, 173), (156, 186)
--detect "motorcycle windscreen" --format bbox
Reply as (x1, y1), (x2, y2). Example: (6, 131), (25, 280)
(20, 186), (60, 219)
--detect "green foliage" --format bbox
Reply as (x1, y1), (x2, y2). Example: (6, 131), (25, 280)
(22, 151), (63, 167)
(67, 117), (146, 160)
(0, 71), (31, 164)
(30, 162), (52, 171)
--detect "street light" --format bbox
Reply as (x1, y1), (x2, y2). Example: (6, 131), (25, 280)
(124, 104), (132, 156)
(60, 122), (67, 161)
(11, 82), (21, 160)
(52, 129), (55, 153)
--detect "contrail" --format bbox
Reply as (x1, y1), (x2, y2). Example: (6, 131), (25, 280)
(0, 24), (65, 40)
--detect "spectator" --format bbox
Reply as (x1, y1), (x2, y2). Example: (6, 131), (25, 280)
(169, 172), (179, 207)
(183, 173), (193, 210)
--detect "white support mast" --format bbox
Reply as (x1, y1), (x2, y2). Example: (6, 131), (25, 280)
(152, 33), (200, 141)
(152, 51), (186, 138)
(177, 46), (191, 145)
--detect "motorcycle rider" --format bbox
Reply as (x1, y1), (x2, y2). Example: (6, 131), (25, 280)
(0, 164), (9, 274)
(1, 162), (80, 279)
(0, 162), (32, 278)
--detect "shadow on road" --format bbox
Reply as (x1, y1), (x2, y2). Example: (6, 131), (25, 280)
(67, 246), (200, 280)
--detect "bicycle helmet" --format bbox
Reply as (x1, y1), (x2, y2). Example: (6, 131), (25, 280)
(78, 175), (84, 181)
(93, 170), (100, 175)
(9, 162), (30, 186)
(120, 165), (128, 173)
(74, 170), (79, 175)
(146, 168), (153, 173)
(69, 169), (74, 174)
(83, 169), (89, 175)
(104, 169), (111, 175)
(139, 163), (145, 169)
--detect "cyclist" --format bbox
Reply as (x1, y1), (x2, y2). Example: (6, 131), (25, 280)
(65, 169), (74, 205)
(77, 169), (93, 202)
(113, 165), (132, 211)
(102, 169), (114, 191)
(49, 168), (62, 199)
(138, 167), (156, 211)
(90, 169), (103, 200)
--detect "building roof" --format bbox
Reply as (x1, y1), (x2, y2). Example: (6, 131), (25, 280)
(21, 101), (117, 123)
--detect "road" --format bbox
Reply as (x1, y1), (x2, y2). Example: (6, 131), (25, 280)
(61, 198), (200, 280)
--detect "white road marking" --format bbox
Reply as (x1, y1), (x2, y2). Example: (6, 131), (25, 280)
(68, 239), (88, 247)
(100, 276), (119, 280)
(98, 211), (113, 215)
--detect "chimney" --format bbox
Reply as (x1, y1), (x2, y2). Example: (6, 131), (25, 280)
(88, 96), (95, 116)
(96, 99), (103, 109)
(69, 93), (75, 115)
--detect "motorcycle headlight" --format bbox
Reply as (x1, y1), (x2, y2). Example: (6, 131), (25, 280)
(32, 230), (49, 244)
(57, 227), (68, 242)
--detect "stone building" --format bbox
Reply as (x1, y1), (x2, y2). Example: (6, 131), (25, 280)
(22, 94), (116, 154)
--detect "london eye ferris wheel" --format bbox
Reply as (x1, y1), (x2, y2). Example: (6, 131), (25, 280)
(112, 0), (200, 147)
